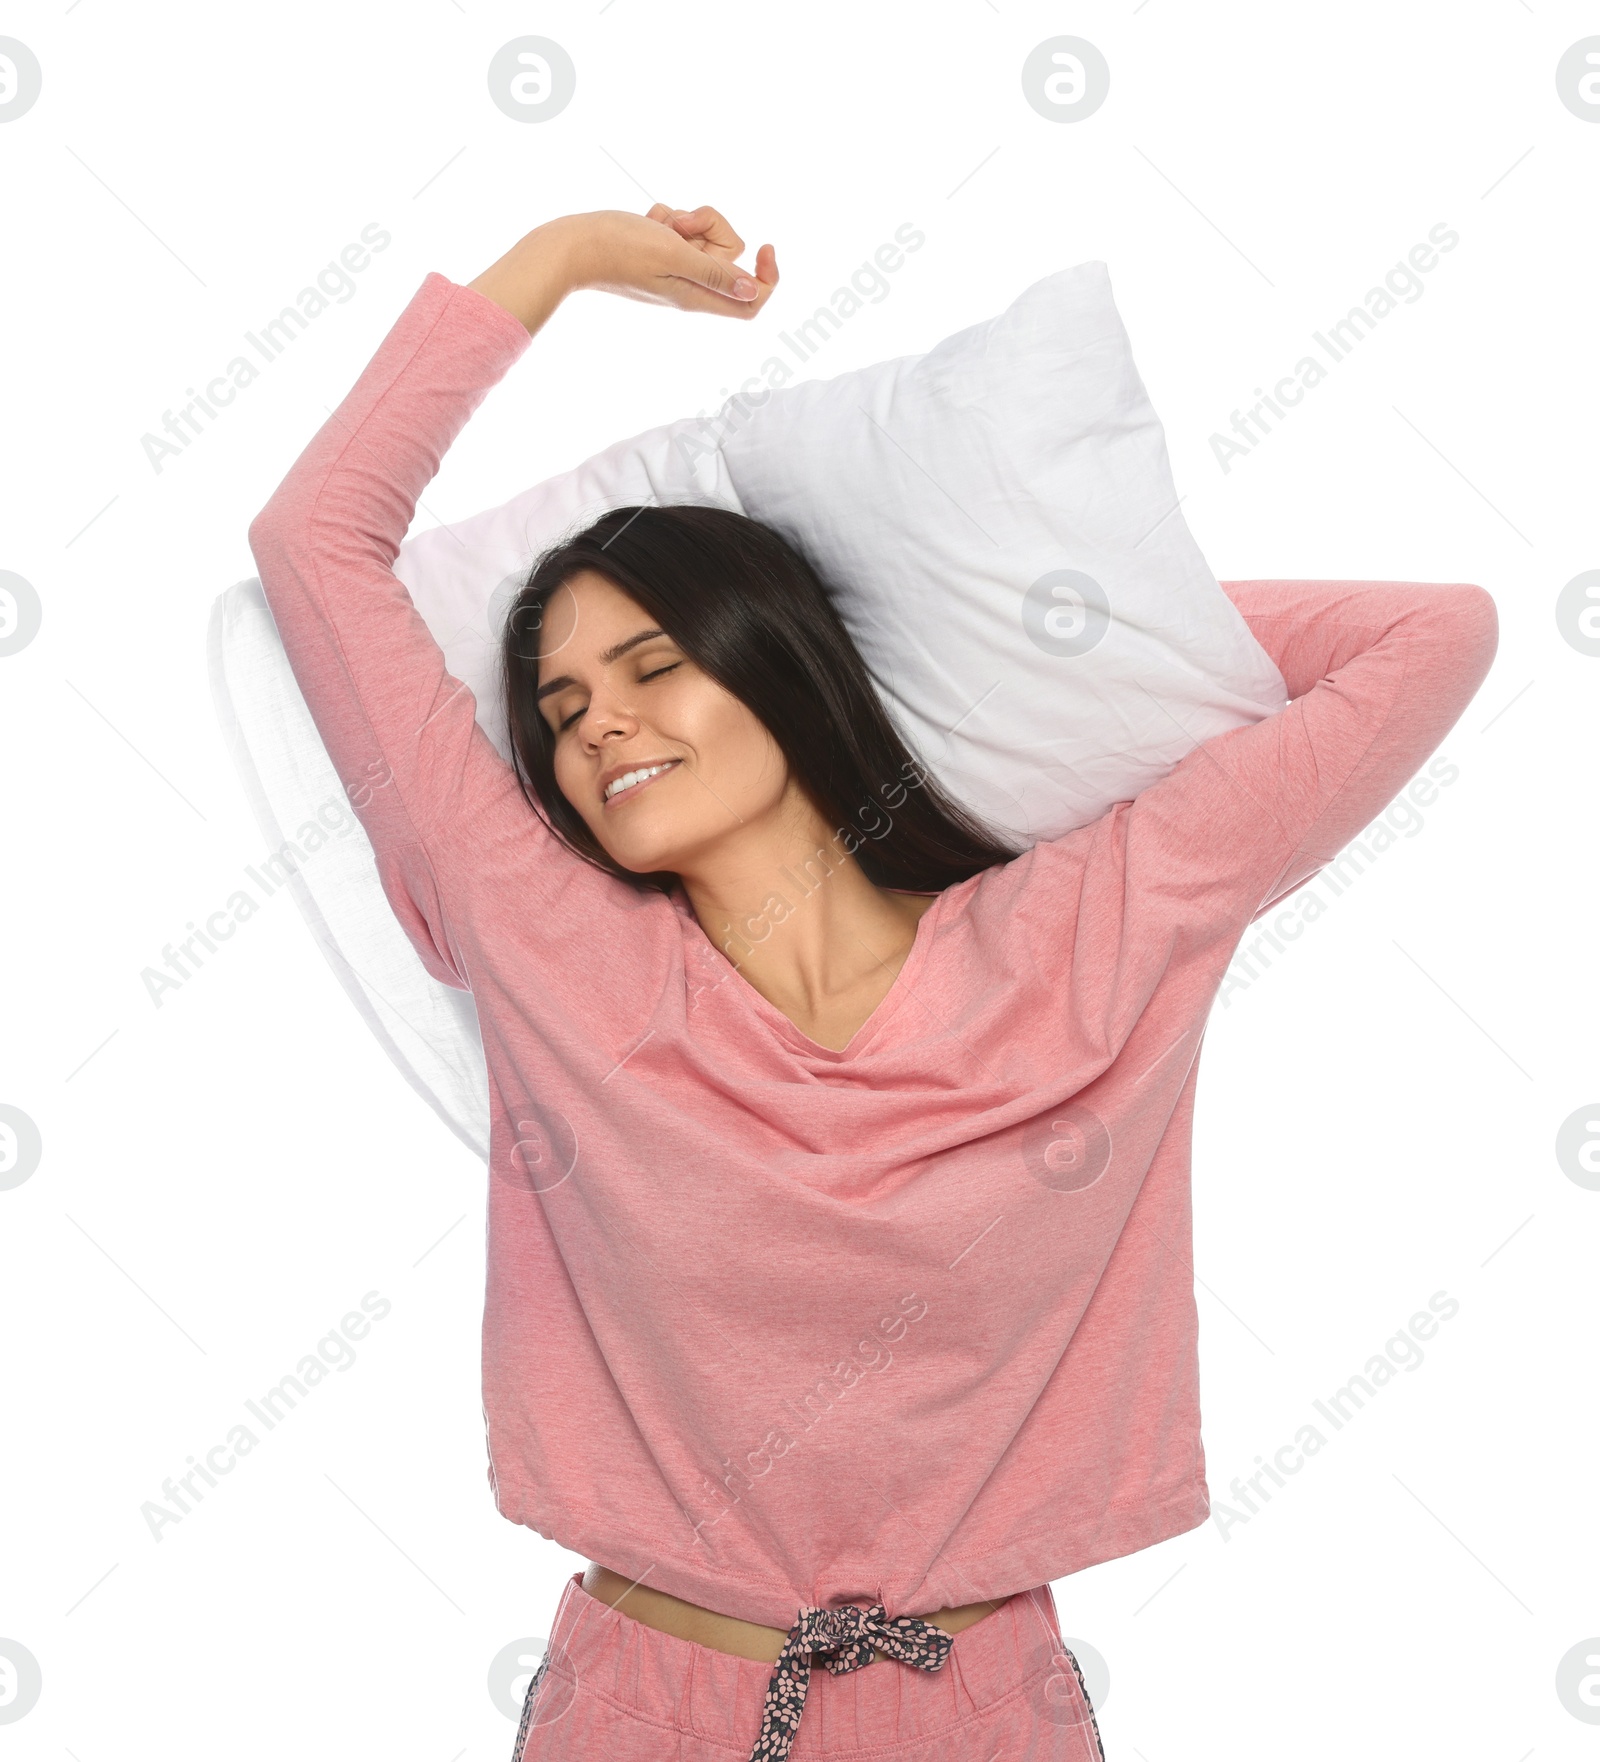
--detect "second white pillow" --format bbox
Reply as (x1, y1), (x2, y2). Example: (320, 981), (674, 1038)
(392, 261), (1286, 844)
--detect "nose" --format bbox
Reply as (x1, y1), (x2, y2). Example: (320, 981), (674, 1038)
(578, 682), (643, 747)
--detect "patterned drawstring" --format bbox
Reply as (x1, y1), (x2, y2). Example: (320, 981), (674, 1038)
(509, 1652), (547, 1762)
(747, 1602), (953, 1761)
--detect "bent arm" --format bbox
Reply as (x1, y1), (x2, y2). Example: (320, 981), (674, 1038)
(1032, 578), (1500, 1029)
(1211, 578), (1499, 919)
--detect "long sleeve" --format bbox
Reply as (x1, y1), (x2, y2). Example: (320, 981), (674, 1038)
(1207, 578), (1499, 919)
(246, 272), (548, 990)
(1004, 578), (1499, 1039)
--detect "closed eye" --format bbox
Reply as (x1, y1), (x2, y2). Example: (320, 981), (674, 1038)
(554, 661), (682, 734)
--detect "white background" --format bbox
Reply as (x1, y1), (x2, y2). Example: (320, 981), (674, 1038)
(2, 2), (1596, 1757)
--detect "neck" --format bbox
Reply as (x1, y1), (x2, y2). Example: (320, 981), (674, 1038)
(675, 791), (933, 1039)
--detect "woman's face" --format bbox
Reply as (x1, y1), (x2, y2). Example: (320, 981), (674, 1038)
(535, 569), (794, 875)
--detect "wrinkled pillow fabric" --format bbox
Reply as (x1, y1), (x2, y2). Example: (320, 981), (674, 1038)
(211, 261), (1286, 1151)
(391, 260), (1286, 842)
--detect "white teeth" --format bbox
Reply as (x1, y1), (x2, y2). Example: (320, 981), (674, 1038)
(605, 762), (673, 801)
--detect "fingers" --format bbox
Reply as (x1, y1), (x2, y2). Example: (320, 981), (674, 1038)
(668, 240), (779, 318)
(668, 204), (745, 258)
(679, 245), (759, 301)
(739, 243), (779, 310)
(634, 204), (779, 317)
(642, 202), (747, 260)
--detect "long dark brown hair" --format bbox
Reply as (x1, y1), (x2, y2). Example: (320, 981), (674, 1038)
(500, 503), (1021, 895)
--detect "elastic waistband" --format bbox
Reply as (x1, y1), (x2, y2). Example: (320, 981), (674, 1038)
(531, 1573), (1072, 1756)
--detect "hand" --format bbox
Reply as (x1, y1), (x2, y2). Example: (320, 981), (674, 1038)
(592, 204), (779, 315)
(469, 205), (779, 335)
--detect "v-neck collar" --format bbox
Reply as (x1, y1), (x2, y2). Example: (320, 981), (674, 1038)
(673, 884), (950, 1062)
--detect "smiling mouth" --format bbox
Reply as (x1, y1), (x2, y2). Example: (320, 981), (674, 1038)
(602, 759), (683, 807)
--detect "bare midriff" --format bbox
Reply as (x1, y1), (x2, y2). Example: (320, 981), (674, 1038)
(581, 1564), (1012, 1666)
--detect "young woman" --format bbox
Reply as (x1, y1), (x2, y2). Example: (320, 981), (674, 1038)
(247, 203), (1497, 1761)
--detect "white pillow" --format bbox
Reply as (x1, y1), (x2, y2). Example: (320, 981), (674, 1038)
(394, 259), (1285, 844)
(210, 261), (1287, 1155)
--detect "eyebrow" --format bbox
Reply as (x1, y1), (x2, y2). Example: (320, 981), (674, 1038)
(534, 628), (669, 702)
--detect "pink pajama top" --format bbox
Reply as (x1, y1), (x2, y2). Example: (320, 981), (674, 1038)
(248, 272), (1497, 1640)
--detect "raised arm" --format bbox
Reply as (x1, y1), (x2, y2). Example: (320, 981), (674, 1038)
(245, 206), (778, 987)
(246, 273), (534, 988)
(1211, 578), (1499, 918)
(1006, 576), (1499, 1028)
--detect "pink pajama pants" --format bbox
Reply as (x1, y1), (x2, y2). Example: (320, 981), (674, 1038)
(511, 1572), (1106, 1761)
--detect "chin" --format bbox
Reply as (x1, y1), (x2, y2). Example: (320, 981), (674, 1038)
(608, 851), (670, 877)
(598, 834), (682, 877)
(595, 808), (711, 872)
